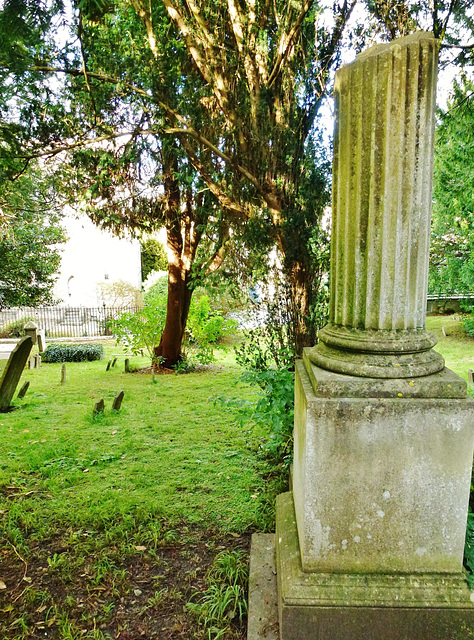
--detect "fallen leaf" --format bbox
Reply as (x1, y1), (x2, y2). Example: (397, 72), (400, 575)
(134, 588), (142, 596)
(23, 576), (32, 583)
(0, 580), (6, 589)
(111, 430), (118, 435)
(83, 469), (89, 473)
(134, 545), (147, 552)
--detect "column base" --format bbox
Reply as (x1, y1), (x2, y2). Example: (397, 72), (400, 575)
(310, 324), (445, 378)
(276, 492), (474, 640)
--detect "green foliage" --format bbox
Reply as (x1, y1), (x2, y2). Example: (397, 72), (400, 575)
(140, 237), (167, 280)
(464, 314), (474, 338)
(109, 292), (167, 363)
(0, 165), (66, 308)
(187, 293), (237, 363)
(187, 550), (248, 639)
(42, 343), (104, 363)
(465, 510), (474, 589)
(113, 287), (236, 368)
(240, 368), (295, 466)
(143, 275), (168, 302)
(0, 316), (37, 338)
(430, 77), (474, 295)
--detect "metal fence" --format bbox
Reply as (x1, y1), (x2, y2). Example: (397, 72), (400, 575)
(0, 306), (141, 338)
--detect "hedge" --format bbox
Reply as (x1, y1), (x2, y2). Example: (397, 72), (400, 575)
(42, 343), (104, 363)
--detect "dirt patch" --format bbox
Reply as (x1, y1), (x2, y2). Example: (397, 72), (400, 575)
(0, 527), (250, 640)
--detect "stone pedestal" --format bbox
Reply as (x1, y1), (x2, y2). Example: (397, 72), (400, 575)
(275, 354), (474, 639)
(264, 31), (474, 640)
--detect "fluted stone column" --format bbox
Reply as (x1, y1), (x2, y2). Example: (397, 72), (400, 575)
(268, 32), (474, 640)
(310, 32), (445, 378)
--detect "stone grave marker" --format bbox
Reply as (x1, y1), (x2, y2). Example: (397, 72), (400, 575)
(37, 330), (46, 353)
(469, 369), (473, 385)
(61, 364), (66, 385)
(124, 358), (130, 373)
(112, 357), (118, 368)
(106, 359), (112, 371)
(23, 321), (38, 345)
(112, 390), (124, 411)
(0, 336), (34, 411)
(93, 398), (105, 415)
(17, 381), (30, 399)
(248, 32), (474, 640)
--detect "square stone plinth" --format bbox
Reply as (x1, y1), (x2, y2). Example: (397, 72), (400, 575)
(277, 492), (474, 640)
(293, 352), (474, 574)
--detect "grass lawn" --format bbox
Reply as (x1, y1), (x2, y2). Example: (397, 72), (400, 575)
(0, 342), (284, 640)
(0, 320), (472, 640)
(426, 315), (474, 384)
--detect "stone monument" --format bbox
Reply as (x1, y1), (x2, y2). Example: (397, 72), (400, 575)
(274, 32), (474, 639)
(0, 336), (34, 412)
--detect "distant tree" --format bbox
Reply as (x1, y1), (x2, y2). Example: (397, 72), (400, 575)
(96, 280), (143, 308)
(140, 237), (168, 280)
(0, 162), (66, 307)
(430, 77), (474, 296)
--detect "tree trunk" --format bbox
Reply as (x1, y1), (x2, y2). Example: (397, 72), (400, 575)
(154, 263), (193, 368)
(288, 259), (316, 356)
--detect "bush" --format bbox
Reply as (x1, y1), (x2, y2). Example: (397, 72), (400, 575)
(0, 316), (37, 338)
(42, 343), (104, 363)
(463, 313), (474, 337)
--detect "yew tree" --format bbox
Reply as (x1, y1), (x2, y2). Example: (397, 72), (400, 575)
(2, 0), (473, 361)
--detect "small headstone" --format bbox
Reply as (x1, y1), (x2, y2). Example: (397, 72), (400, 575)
(125, 358), (130, 373)
(441, 325), (446, 337)
(112, 357), (118, 367)
(17, 381), (30, 399)
(106, 359), (112, 371)
(0, 336), (34, 412)
(112, 390), (124, 411)
(37, 330), (46, 353)
(61, 364), (66, 385)
(93, 398), (105, 415)
(28, 356), (36, 370)
(35, 354), (41, 369)
(468, 369), (473, 385)
(23, 321), (38, 344)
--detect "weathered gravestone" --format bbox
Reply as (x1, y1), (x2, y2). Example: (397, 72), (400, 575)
(93, 398), (105, 415)
(17, 381), (30, 399)
(249, 32), (474, 640)
(112, 390), (124, 411)
(0, 336), (34, 412)
(61, 364), (66, 385)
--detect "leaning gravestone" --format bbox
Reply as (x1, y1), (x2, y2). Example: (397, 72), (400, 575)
(112, 390), (124, 411)
(0, 336), (34, 412)
(249, 32), (474, 640)
(17, 381), (30, 399)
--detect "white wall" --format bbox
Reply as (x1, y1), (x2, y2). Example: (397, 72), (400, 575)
(53, 209), (142, 307)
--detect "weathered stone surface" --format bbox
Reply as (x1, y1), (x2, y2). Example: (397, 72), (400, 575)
(61, 364), (66, 385)
(112, 390), (124, 411)
(247, 534), (279, 640)
(0, 336), (34, 411)
(23, 322), (38, 345)
(17, 381), (30, 399)
(310, 32), (444, 378)
(303, 349), (466, 399)
(293, 360), (474, 574)
(93, 398), (105, 414)
(37, 330), (46, 353)
(276, 492), (474, 640)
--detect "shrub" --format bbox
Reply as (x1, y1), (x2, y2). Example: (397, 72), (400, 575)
(42, 343), (104, 363)
(463, 313), (474, 337)
(0, 316), (37, 338)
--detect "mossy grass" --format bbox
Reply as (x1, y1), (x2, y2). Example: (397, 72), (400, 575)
(0, 340), (282, 639)
(426, 315), (474, 384)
